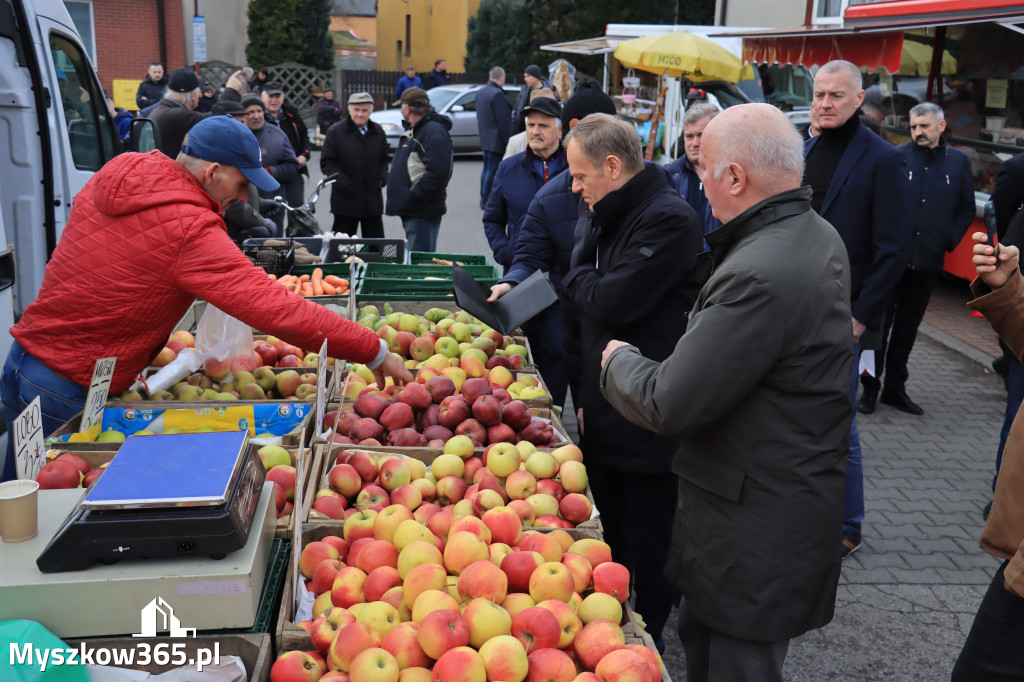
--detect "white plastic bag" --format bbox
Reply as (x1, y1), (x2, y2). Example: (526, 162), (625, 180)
(195, 305), (257, 381)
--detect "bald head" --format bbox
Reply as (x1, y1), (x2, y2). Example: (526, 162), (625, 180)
(700, 103), (805, 223)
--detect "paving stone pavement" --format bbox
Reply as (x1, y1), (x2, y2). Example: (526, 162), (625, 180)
(310, 155), (1006, 681)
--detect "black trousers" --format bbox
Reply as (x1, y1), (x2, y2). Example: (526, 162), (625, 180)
(953, 561), (1024, 680)
(865, 268), (939, 392)
(332, 214), (384, 240)
(678, 598), (790, 682)
(587, 463), (677, 643)
(520, 303), (568, 409)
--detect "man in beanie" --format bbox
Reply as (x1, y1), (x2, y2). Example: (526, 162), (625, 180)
(511, 64), (559, 134)
(149, 68), (208, 158)
(1, 116), (412, 480)
(385, 87), (453, 252)
(475, 66), (512, 209)
(241, 94), (299, 234)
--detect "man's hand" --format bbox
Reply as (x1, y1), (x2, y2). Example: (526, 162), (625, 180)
(487, 283), (512, 302)
(852, 318), (866, 344)
(372, 353), (413, 389)
(601, 340), (630, 369)
(297, 155), (308, 169)
(973, 231), (1020, 290)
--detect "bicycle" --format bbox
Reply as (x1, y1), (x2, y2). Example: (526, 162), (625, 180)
(273, 173), (337, 238)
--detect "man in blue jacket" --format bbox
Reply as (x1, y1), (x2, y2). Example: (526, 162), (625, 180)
(395, 66), (424, 100)
(242, 94), (299, 234)
(859, 103), (974, 416)
(476, 67), (512, 209)
(482, 97), (568, 405)
(487, 81), (618, 408)
(385, 88), (453, 252)
(804, 60), (911, 559)
(663, 102), (722, 241)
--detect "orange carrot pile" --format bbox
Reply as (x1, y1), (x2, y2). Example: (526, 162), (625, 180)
(270, 271), (349, 297)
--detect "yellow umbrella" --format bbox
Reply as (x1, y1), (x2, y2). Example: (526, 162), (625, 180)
(898, 41), (957, 76)
(614, 31), (744, 83)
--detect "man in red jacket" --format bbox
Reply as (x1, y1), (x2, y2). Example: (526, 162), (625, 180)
(1, 116), (410, 481)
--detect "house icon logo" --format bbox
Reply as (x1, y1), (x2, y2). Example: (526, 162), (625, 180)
(133, 597), (197, 637)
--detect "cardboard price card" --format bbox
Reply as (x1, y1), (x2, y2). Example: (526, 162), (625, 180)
(80, 356), (116, 432)
(315, 340), (329, 432)
(14, 397), (46, 480)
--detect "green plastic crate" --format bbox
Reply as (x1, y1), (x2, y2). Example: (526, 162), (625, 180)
(362, 263), (499, 279)
(197, 537), (290, 635)
(290, 262), (362, 280)
(410, 251), (488, 265)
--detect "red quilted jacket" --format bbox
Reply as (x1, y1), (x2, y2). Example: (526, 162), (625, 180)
(13, 151), (380, 393)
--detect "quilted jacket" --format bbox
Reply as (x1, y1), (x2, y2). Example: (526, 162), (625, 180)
(12, 151), (380, 393)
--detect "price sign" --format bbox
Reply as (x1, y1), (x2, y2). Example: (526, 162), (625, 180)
(14, 397), (46, 480)
(333, 358), (341, 400)
(315, 340), (329, 433)
(292, 440), (305, 615)
(80, 357), (116, 432)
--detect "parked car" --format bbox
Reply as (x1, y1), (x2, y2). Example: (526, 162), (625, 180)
(864, 76), (957, 118)
(371, 83), (520, 153)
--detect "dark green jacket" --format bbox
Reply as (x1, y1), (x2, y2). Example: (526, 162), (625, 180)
(600, 186), (854, 641)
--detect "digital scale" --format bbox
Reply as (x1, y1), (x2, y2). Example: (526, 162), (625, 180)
(36, 431), (266, 573)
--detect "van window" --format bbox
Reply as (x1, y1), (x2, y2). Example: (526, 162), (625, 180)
(50, 33), (116, 170)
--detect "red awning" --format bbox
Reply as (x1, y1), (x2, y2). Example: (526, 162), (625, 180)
(845, 0), (1024, 28)
(743, 31), (904, 72)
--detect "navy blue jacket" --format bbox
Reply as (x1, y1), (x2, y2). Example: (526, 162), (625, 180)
(484, 146), (568, 269)
(805, 122), (911, 330)
(386, 110), (453, 218)
(135, 75), (167, 110)
(475, 81), (512, 154)
(395, 75), (424, 99)
(663, 157), (722, 243)
(899, 139), (975, 272)
(424, 69), (450, 90)
(501, 167), (578, 291)
(252, 122), (299, 199)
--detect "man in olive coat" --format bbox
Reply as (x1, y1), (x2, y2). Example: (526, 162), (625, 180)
(600, 104), (854, 680)
(320, 92), (389, 238)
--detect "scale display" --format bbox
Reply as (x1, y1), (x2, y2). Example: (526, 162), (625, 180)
(36, 431), (266, 573)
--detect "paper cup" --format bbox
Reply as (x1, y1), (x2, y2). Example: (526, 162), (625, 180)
(0, 479), (40, 542)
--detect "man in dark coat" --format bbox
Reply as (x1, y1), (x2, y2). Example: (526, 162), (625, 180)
(859, 102), (974, 416)
(487, 81), (618, 410)
(385, 88), (453, 252)
(262, 82), (311, 231)
(482, 96), (568, 406)
(476, 67), (513, 209)
(601, 104), (854, 680)
(423, 60), (450, 90)
(663, 102), (722, 242)
(561, 113), (703, 648)
(511, 65), (559, 134)
(804, 59), (911, 559)
(316, 89), (345, 135)
(320, 92), (389, 239)
(135, 62), (166, 110)
(148, 69), (207, 158)
(242, 94), (299, 234)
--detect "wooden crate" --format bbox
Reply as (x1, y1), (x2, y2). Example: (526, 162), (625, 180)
(188, 297), (354, 333)
(108, 365), (332, 406)
(303, 443), (601, 535)
(63, 633), (272, 681)
(338, 366), (551, 408)
(276, 524), (603, 654)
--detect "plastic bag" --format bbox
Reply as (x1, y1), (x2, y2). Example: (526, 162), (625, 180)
(195, 305), (257, 381)
(0, 620), (91, 681)
(548, 58), (577, 101)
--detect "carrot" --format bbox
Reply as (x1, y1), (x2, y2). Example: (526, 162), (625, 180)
(301, 282), (314, 297)
(311, 267), (325, 296)
(299, 274), (310, 283)
(321, 280), (337, 295)
(325, 275), (348, 288)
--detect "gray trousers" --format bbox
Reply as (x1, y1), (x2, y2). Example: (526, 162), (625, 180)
(678, 598), (790, 682)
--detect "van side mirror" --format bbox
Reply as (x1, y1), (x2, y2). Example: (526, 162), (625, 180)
(129, 119), (159, 153)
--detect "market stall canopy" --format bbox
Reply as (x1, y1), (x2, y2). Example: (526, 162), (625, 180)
(742, 30), (904, 72)
(614, 31), (745, 82)
(844, 0), (1024, 29)
(898, 40), (957, 75)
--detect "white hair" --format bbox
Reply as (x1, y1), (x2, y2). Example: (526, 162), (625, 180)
(816, 60), (863, 93)
(163, 87), (199, 104)
(712, 115), (805, 193)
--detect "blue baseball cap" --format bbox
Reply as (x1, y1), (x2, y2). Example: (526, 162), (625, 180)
(180, 116), (279, 192)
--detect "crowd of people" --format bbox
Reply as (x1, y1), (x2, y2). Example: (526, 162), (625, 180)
(10, 53), (1024, 680)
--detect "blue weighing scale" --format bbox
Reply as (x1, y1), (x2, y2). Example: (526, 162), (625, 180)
(36, 431), (266, 573)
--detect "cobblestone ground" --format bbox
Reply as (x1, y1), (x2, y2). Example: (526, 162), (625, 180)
(310, 156), (1004, 681)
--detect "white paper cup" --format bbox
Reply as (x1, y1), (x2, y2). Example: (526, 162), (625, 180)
(0, 479), (40, 542)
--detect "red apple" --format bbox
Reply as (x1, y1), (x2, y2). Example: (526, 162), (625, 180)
(511, 607), (562, 654)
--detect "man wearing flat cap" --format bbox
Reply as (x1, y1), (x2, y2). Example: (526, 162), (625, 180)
(320, 92), (390, 238)
(1, 116), (412, 480)
(385, 87), (453, 252)
(148, 68), (208, 158)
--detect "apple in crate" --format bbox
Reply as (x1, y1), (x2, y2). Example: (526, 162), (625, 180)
(270, 650), (322, 682)
(267, 465), (297, 501)
(36, 459), (81, 489)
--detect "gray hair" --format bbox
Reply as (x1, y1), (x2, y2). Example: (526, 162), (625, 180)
(564, 113), (643, 174)
(816, 60), (863, 93)
(490, 66), (505, 80)
(909, 102), (944, 121)
(712, 113), (804, 193)
(684, 102), (720, 126)
(163, 87), (199, 104)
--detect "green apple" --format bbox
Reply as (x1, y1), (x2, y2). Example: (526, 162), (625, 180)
(258, 445), (292, 470)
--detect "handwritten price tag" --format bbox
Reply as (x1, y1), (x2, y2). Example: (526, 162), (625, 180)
(80, 357), (116, 432)
(315, 340), (328, 432)
(14, 397), (46, 480)
(292, 440), (306, 615)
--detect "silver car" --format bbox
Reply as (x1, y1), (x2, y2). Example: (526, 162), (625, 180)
(371, 83), (520, 154)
